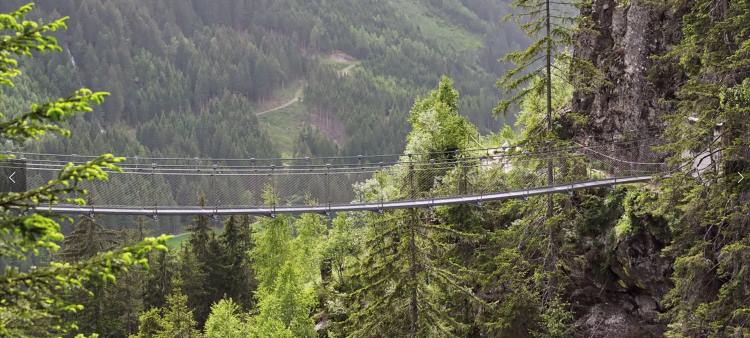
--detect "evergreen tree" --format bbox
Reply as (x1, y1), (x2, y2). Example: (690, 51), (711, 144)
(58, 217), (145, 336)
(340, 78), (480, 337)
(343, 210), (478, 337)
(220, 215), (257, 310)
(57, 216), (120, 262)
(178, 197), (227, 326)
(143, 250), (177, 310)
(657, 0), (750, 335)
(0, 4), (167, 335)
(132, 278), (199, 338)
(203, 298), (248, 338)
(248, 212), (324, 337)
(158, 281), (200, 338)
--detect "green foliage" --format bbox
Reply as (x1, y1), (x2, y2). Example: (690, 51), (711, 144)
(132, 279), (200, 338)
(340, 210), (478, 337)
(0, 0), (523, 160)
(405, 76), (478, 158)
(248, 213), (325, 337)
(0, 4), (167, 335)
(656, 0), (750, 335)
(203, 299), (247, 338)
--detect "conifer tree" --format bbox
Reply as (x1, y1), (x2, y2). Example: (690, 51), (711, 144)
(57, 216), (142, 335)
(219, 215), (257, 310)
(657, 0), (750, 335)
(204, 298), (248, 338)
(343, 210), (478, 337)
(57, 216), (120, 261)
(143, 250), (177, 310)
(0, 4), (167, 335)
(496, 0), (600, 300)
(178, 196), (228, 326)
(341, 78), (480, 337)
(133, 278), (199, 338)
(249, 214), (321, 337)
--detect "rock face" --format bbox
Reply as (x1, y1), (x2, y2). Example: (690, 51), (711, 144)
(569, 3), (685, 335)
(570, 222), (672, 337)
(572, 0), (686, 142)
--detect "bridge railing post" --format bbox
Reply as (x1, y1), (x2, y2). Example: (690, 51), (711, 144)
(270, 165), (276, 213)
(429, 159), (436, 206)
(357, 155), (364, 203)
(324, 163), (330, 210)
(379, 162), (385, 211)
(212, 163), (218, 214)
(151, 162), (157, 216)
(408, 154), (415, 199)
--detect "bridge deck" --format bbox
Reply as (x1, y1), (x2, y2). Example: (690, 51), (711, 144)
(37, 176), (656, 216)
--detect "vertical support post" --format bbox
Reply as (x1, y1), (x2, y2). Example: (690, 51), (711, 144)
(408, 154), (415, 199)
(462, 158), (468, 196)
(151, 162), (158, 217)
(358, 155), (364, 203)
(212, 163), (218, 215)
(133, 155), (141, 208)
(326, 163), (331, 210)
(270, 165), (276, 214)
(379, 161), (385, 211)
(430, 159), (436, 206)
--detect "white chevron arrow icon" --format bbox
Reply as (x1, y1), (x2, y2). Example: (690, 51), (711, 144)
(740, 172), (745, 184)
(8, 171), (15, 184)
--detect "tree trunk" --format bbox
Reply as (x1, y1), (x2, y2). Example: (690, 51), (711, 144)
(408, 209), (419, 337)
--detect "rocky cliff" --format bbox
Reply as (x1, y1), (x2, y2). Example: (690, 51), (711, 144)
(570, 1), (689, 336)
(572, 0), (687, 142)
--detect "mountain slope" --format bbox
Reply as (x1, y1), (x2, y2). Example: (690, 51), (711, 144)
(1, 0), (524, 157)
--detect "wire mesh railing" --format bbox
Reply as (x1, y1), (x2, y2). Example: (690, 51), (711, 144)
(4, 138), (670, 215)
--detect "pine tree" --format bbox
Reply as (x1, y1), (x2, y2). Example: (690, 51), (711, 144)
(343, 210), (478, 337)
(249, 212), (324, 337)
(57, 216), (145, 336)
(657, 0), (750, 335)
(133, 278), (199, 338)
(341, 78), (481, 337)
(0, 5), (167, 335)
(158, 281), (199, 338)
(57, 216), (121, 262)
(204, 298), (248, 338)
(496, 0), (600, 300)
(178, 196), (228, 326)
(143, 250), (177, 310)
(219, 215), (257, 311)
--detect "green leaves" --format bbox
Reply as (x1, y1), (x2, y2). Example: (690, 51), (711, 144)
(0, 4), (164, 335)
(0, 4), (68, 87)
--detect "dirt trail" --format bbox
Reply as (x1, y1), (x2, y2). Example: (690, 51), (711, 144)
(256, 86), (305, 117)
(338, 62), (359, 76)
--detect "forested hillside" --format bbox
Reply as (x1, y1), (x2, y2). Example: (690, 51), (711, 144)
(2, 0), (749, 337)
(0, 0), (523, 157)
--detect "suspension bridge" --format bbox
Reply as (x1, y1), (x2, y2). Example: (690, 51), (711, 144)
(3, 139), (670, 216)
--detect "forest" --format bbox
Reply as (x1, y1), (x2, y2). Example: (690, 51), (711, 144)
(1, 0), (750, 337)
(0, 0), (523, 158)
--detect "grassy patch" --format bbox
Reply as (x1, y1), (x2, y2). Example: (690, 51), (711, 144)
(166, 232), (191, 249)
(258, 101), (309, 156)
(252, 79), (305, 113)
(165, 227), (222, 249)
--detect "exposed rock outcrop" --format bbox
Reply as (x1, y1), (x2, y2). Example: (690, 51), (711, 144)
(570, 0), (688, 325)
(572, 0), (687, 142)
(570, 219), (671, 337)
